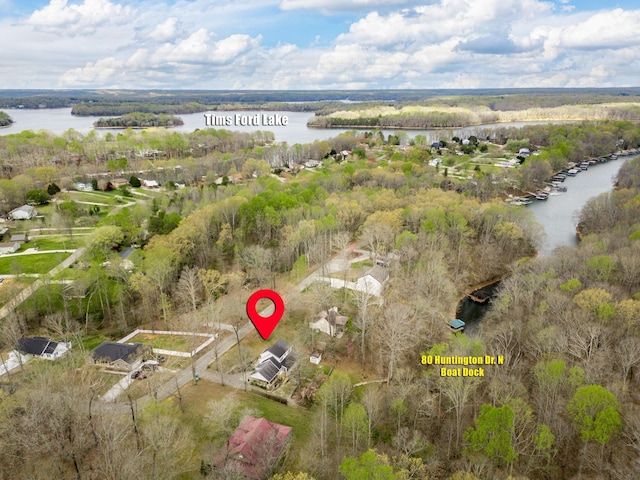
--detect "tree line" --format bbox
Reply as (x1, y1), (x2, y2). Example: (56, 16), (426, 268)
(93, 113), (184, 128)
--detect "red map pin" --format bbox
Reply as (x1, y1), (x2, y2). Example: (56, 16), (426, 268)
(246, 289), (285, 340)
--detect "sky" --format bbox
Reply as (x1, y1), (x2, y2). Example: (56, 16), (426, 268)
(1, 0), (639, 90)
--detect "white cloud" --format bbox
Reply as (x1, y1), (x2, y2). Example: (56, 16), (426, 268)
(149, 17), (178, 42)
(280, 0), (417, 13)
(3, 0), (640, 90)
(58, 57), (124, 86)
(155, 28), (211, 62)
(210, 34), (262, 63)
(27, 0), (134, 35)
(559, 9), (640, 49)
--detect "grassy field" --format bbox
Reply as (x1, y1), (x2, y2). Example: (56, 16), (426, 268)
(19, 237), (84, 252)
(128, 332), (202, 352)
(0, 252), (71, 274)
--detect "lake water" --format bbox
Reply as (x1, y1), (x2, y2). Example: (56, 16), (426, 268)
(0, 107), (567, 145)
(456, 156), (631, 333)
(526, 156), (632, 254)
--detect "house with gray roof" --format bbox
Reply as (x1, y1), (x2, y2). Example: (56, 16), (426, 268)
(89, 341), (151, 371)
(251, 339), (294, 390)
(354, 265), (389, 297)
(17, 336), (71, 360)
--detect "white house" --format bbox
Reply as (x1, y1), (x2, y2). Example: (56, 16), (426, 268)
(355, 265), (389, 297)
(250, 339), (293, 390)
(9, 205), (37, 220)
(142, 179), (159, 188)
(75, 182), (94, 191)
(518, 148), (531, 157)
(309, 307), (348, 338)
(258, 339), (292, 365)
(248, 358), (288, 389)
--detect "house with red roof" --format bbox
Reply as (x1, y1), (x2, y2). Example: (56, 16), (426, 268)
(213, 415), (292, 479)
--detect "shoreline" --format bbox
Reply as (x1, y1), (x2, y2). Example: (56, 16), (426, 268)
(91, 124), (182, 130)
(306, 118), (583, 130)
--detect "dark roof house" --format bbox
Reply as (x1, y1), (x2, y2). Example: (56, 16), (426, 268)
(89, 341), (150, 371)
(213, 415), (292, 479)
(17, 336), (71, 360)
(249, 358), (287, 389)
(258, 339), (292, 365)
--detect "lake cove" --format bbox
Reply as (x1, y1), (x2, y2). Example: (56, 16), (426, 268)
(454, 155), (633, 335)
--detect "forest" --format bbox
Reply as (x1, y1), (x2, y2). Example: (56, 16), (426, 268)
(308, 104), (640, 129)
(93, 113), (185, 129)
(0, 117), (639, 479)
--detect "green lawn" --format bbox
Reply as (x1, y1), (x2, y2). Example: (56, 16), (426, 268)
(21, 237), (84, 252)
(129, 332), (198, 352)
(67, 191), (117, 204)
(0, 252), (71, 274)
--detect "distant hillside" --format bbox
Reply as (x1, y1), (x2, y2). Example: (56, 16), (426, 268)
(1, 87), (640, 110)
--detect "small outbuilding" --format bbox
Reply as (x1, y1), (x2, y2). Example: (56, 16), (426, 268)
(10, 233), (28, 243)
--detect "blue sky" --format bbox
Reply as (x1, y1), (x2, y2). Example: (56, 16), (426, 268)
(1, 0), (640, 89)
